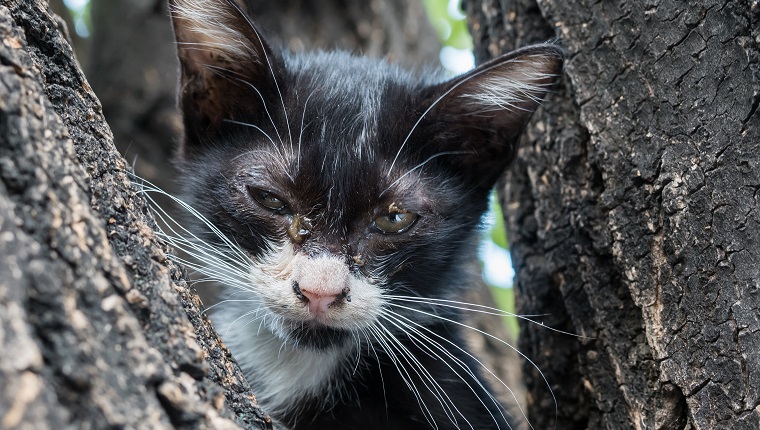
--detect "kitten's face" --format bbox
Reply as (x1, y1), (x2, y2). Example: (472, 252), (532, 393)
(170, 0), (562, 350)
(179, 61), (489, 348)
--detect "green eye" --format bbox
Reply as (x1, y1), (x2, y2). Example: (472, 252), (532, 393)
(249, 188), (287, 211)
(373, 212), (418, 234)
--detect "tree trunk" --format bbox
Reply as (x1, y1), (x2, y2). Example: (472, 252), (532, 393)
(466, 0), (760, 428)
(0, 1), (269, 428)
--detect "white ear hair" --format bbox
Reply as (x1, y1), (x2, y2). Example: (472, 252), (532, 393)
(459, 55), (561, 114)
(171, 0), (257, 63)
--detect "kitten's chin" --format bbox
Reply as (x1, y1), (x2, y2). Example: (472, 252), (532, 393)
(279, 320), (351, 350)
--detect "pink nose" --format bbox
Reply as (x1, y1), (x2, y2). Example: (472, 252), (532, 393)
(292, 255), (351, 316)
(299, 288), (342, 315)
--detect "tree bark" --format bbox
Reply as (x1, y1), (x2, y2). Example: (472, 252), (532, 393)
(466, 0), (760, 428)
(0, 1), (270, 428)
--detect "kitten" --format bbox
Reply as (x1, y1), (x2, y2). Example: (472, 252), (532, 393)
(164, 0), (562, 428)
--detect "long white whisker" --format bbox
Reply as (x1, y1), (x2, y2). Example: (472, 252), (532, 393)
(223, 119), (277, 147)
(297, 90), (316, 173)
(386, 295), (583, 338)
(132, 177), (250, 265)
(229, 0), (294, 156)
(374, 322), (463, 429)
(383, 310), (514, 429)
(223, 308), (265, 336)
(202, 297), (258, 313)
(143, 191), (253, 287)
(387, 55), (557, 175)
(379, 314), (480, 430)
(129, 175), (268, 310)
(388, 302), (557, 429)
(367, 324), (438, 429)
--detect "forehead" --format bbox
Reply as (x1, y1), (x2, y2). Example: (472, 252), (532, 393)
(225, 51), (454, 222)
(284, 51), (419, 152)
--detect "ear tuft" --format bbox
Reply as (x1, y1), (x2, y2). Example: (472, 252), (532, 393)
(169, 0), (280, 146)
(421, 44), (564, 188)
(457, 51), (563, 117)
(170, 0), (259, 67)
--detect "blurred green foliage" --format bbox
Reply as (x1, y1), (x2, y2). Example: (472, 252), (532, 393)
(422, 0), (473, 50)
(490, 283), (519, 337)
(489, 192), (508, 250)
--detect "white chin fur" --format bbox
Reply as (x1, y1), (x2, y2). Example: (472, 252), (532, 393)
(210, 242), (384, 415)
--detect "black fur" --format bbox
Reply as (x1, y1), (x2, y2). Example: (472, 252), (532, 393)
(169, 1), (563, 428)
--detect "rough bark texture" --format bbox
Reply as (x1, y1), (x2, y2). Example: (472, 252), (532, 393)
(466, 0), (760, 428)
(0, 1), (270, 428)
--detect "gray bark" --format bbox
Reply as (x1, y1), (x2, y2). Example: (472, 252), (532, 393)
(466, 0), (760, 428)
(0, 1), (269, 428)
(242, 0), (439, 67)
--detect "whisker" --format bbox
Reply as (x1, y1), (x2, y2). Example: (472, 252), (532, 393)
(380, 150), (472, 196)
(202, 297), (258, 313)
(132, 176), (250, 264)
(379, 314), (481, 430)
(297, 89), (316, 173)
(386, 295), (583, 338)
(228, 0), (294, 155)
(233, 79), (286, 148)
(360, 326), (389, 411)
(383, 310), (514, 429)
(388, 302), (557, 429)
(223, 119), (278, 147)
(367, 324), (439, 429)
(387, 55), (558, 175)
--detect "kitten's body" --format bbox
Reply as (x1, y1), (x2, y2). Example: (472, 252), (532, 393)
(167, 1), (562, 428)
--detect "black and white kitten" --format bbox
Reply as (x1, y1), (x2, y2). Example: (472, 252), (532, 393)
(163, 0), (562, 429)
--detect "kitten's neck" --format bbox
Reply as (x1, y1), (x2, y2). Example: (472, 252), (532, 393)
(212, 307), (356, 415)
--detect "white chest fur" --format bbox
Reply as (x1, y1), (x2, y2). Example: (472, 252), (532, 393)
(213, 312), (355, 416)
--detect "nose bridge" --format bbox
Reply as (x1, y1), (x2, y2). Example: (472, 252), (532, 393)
(286, 204), (349, 249)
(294, 254), (350, 297)
(301, 234), (348, 257)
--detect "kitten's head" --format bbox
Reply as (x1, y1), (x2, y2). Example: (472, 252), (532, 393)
(169, 0), (562, 350)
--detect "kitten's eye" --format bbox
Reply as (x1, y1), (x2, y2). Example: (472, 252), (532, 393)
(249, 187), (287, 211)
(373, 212), (418, 234)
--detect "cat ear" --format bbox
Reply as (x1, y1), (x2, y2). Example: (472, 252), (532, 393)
(169, 0), (281, 145)
(423, 45), (564, 188)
